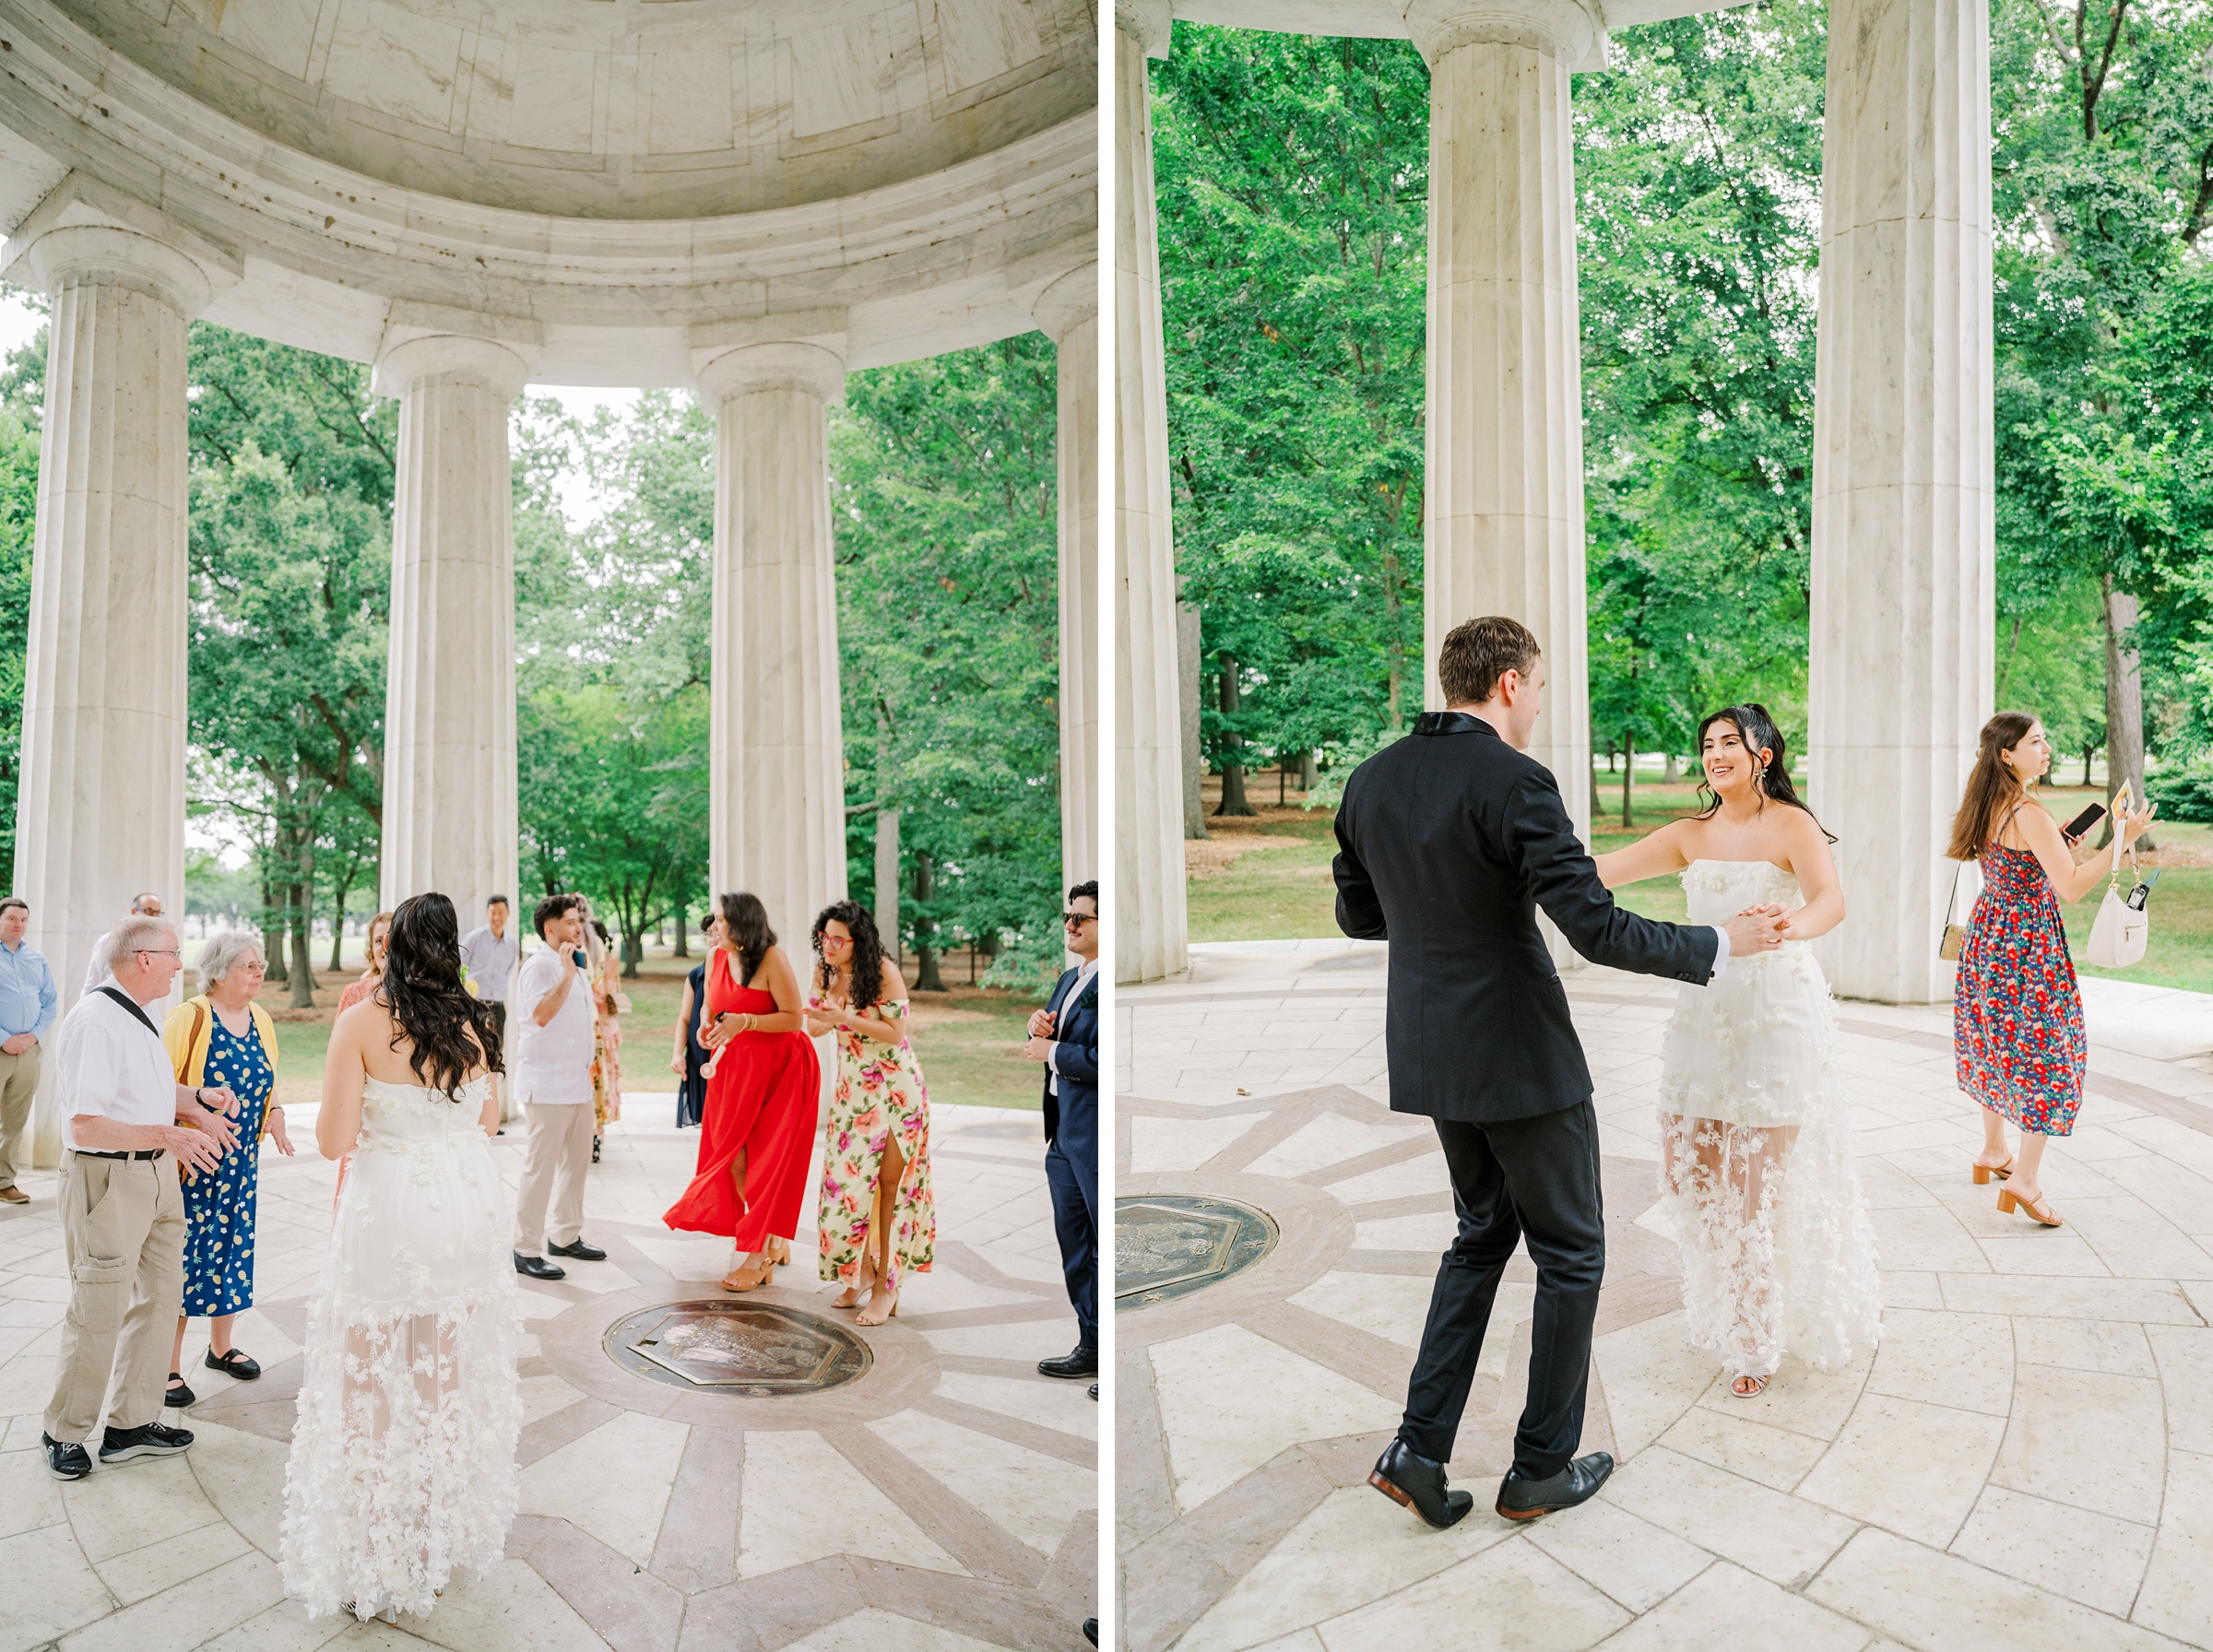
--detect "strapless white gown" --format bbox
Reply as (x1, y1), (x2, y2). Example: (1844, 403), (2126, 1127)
(279, 1075), (522, 1621)
(1653, 861), (1882, 1379)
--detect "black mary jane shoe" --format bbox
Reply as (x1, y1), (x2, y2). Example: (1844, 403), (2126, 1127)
(547, 1237), (608, 1261)
(164, 1372), (195, 1408)
(205, 1347), (261, 1381)
(1496, 1451), (1615, 1522)
(1369, 1438), (1473, 1529)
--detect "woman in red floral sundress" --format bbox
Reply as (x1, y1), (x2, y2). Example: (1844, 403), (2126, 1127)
(1949, 713), (2156, 1228)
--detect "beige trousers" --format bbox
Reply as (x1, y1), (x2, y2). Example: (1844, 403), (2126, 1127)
(45, 1151), (184, 1442)
(513, 1102), (593, 1257)
(0, 1045), (39, 1189)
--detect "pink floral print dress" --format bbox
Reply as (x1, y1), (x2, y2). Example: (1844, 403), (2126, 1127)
(811, 993), (935, 1294)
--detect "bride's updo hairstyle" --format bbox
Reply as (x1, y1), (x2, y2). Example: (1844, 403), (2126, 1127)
(1690, 703), (1836, 843)
(1947, 710), (2041, 863)
(381, 891), (504, 1099)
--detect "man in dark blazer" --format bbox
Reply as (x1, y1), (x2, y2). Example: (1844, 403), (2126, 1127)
(1335, 616), (1783, 1528)
(1026, 881), (1098, 1382)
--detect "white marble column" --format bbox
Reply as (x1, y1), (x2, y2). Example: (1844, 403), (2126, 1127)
(1411, 0), (1597, 862)
(1116, 1), (1189, 985)
(1037, 262), (1099, 901)
(1808, 0), (1994, 1001)
(373, 332), (529, 919)
(693, 330), (849, 950)
(0, 179), (238, 1167)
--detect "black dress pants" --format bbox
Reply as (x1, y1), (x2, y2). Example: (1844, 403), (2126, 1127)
(1399, 1098), (1605, 1480)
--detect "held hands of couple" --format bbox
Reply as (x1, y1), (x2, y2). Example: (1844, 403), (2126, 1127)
(1722, 902), (1793, 956)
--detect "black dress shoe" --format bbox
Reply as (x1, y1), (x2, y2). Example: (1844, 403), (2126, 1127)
(99, 1421), (194, 1463)
(1496, 1451), (1614, 1521)
(514, 1251), (567, 1280)
(205, 1347), (260, 1380)
(1089, 1383), (1098, 1400)
(1038, 1345), (1097, 1380)
(1083, 1621), (1097, 1646)
(42, 1433), (90, 1480)
(1369, 1438), (1473, 1529)
(547, 1238), (607, 1261)
(164, 1372), (195, 1408)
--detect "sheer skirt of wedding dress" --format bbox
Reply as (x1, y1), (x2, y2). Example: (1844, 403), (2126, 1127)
(1654, 861), (1882, 1380)
(280, 1075), (522, 1621)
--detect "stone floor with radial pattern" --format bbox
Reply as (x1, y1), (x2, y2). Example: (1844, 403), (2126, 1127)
(0, 1093), (1097, 1652)
(1117, 938), (2213, 1652)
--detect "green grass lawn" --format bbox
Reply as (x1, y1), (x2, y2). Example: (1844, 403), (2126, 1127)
(1187, 771), (2213, 994)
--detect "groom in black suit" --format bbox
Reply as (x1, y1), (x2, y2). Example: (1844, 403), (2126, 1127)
(1334, 615), (1783, 1527)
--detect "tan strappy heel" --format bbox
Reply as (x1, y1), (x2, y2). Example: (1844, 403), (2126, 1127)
(1997, 1186), (2063, 1227)
(1971, 1157), (2014, 1186)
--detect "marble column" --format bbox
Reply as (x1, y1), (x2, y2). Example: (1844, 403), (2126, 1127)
(1036, 263), (1099, 901)
(693, 332), (849, 950)
(373, 333), (529, 921)
(0, 180), (238, 1167)
(1808, 0), (1994, 1001)
(1411, 0), (1597, 863)
(1116, 0), (1189, 985)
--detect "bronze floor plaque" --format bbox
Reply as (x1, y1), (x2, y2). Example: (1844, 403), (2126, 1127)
(602, 1301), (872, 1397)
(1116, 1195), (1278, 1310)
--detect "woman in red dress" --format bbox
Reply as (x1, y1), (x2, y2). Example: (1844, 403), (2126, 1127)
(662, 892), (819, 1291)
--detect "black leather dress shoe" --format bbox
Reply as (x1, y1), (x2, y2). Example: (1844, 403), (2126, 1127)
(514, 1251), (567, 1280)
(1368, 1438), (1473, 1528)
(548, 1238), (607, 1261)
(1496, 1451), (1614, 1521)
(1083, 1620), (1097, 1646)
(100, 1421), (194, 1463)
(43, 1433), (90, 1480)
(1038, 1345), (1097, 1379)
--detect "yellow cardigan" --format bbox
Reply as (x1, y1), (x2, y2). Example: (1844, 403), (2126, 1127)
(161, 996), (280, 1143)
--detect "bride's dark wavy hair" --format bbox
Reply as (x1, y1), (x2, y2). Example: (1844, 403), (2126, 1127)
(380, 891), (503, 1098)
(811, 900), (887, 1014)
(1690, 703), (1837, 843)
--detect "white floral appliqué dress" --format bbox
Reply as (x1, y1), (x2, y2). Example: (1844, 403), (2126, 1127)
(1653, 860), (1882, 1381)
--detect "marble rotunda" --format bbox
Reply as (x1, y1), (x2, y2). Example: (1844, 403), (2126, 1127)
(0, 0), (1099, 1165)
(1116, 0), (1994, 1001)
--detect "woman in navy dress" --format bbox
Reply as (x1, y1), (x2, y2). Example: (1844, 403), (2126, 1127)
(671, 947), (710, 1129)
(162, 930), (294, 1405)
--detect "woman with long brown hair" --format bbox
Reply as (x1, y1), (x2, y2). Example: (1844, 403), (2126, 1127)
(1950, 713), (2156, 1227)
(661, 892), (817, 1291)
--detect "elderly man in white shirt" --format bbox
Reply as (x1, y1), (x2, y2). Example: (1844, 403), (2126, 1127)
(41, 915), (241, 1481)
(510, 893), (606, 1280)
(82, 891), (164, 995)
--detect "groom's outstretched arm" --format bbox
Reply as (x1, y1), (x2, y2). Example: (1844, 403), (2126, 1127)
(1507, 770), (1718, 983)
(1332, 805), (1388, 940)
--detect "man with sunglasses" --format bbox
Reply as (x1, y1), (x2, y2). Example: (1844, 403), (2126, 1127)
(1024, 882), (1098, 1384)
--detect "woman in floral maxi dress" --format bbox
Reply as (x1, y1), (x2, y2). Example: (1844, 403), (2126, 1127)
(1950, 712), (2157, 1228)
(802, 902), (933, 1325)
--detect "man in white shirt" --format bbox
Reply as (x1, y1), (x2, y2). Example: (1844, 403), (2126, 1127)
(42, 916), (239, 1481)
(511, 893), (605, 1280)
(82, 891), (165, 994)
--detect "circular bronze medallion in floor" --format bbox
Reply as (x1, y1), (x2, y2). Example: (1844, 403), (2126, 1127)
(602, 1301), (872, 1397)
(1116, 1194), (1279, 1310)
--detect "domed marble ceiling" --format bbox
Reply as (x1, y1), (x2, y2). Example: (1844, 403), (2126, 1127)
(44, 0), (1095, 218)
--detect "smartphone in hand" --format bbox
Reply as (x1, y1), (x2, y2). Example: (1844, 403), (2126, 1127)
(2062, 803), (2107, 844)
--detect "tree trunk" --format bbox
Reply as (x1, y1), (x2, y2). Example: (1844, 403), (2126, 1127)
(1178, 590), (1209, 839)
(1620, 733), (1636, 830)
(260, 856), (288, 985)
(1216, 655), (1255, 816)
(1663, 751), (1682, 785)
(1299, 749), (1319, 793)
(2103, 581), (2154, 848)
(621, 929), (643, 978)
(913, 849), (946, 992)
(288, 880), (316, 1009)
(2083, 743), (2095, 788)
(326, 859), (353, 973)
(672, 904), (689, 959)
(875, 807), (902, 963)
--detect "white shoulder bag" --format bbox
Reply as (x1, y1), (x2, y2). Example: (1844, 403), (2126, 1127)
(2087, 830), (2148, 969)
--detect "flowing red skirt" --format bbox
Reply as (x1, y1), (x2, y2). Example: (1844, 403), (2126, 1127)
(662, 1028), (819, 1247)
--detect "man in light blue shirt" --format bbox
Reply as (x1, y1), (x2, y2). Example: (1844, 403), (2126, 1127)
(0, 896), (59, 1203)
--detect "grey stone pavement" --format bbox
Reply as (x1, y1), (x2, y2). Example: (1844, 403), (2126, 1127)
(0, 1095), (1096, 1652)
(1117, 938), (2213, 1652)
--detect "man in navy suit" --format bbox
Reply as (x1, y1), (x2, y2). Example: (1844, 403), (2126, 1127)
(1025, 880), (1098, 1382)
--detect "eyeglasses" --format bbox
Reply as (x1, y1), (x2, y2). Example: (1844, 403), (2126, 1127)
(1062, 911), (1095, 927)
(136, 949), (181, 960)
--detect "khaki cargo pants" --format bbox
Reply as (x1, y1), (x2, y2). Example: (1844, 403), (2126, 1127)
(43, 1150), (184, 1444)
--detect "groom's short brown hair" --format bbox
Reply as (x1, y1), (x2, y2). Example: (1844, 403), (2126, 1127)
(1438, 616), (1542, 706)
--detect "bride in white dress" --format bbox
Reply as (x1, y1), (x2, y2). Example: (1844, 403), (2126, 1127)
(1594, 705), (1881, 1396)
(281, 891), (522, 1621)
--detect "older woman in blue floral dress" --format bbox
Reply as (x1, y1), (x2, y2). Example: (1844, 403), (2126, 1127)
(161, 930), (294, 1406)
(1950, 713), (2156, 1229)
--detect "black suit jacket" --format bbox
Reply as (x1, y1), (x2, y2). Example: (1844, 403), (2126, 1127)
(1040, 962), (1097, 1154)
(1333, 712), (1719, 1124)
